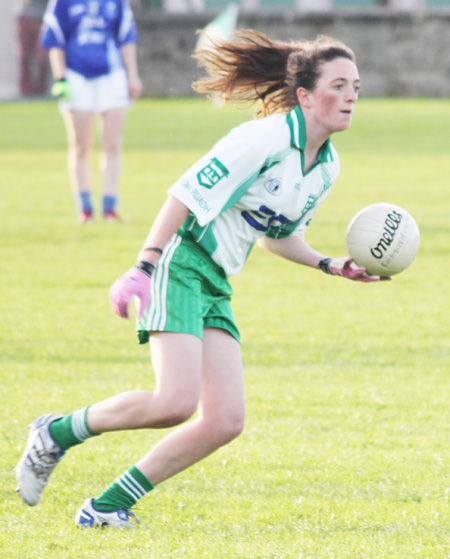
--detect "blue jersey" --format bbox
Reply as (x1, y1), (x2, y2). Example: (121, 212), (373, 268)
(41, 0), (138, 78)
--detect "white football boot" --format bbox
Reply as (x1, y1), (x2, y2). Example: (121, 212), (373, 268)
(15, 414), (65, 506)
(75, 498), (140, 528)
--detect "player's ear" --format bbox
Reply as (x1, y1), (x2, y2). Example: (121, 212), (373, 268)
(296, 87), (311, 109)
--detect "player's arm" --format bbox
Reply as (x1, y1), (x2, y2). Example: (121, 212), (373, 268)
(120, 42), (143, 100)
(257, 235), (387, 283)
(109, 196), (190, 318)
(48, 47), (66, 80)
(137, 195), (190, 264)
(258, 235), (324, 267)
(48, 48), (72, 99)
(48, 47), (66, 79)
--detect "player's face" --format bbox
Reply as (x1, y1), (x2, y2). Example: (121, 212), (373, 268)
(301, 57), (360, 134)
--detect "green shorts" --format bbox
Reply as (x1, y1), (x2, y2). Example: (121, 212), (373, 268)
(137, 235), (240, 344)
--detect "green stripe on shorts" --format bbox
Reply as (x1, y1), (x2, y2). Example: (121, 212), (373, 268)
(137, 235), (240, 344)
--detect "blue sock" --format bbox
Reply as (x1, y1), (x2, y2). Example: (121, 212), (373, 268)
(103, 195), (117, 215)
(79, 192), (93, 214)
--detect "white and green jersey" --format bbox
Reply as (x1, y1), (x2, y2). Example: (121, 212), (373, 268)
(169, 105), (340, 277)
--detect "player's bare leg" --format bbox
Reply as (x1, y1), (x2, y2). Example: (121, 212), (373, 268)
(86, 332), (203, 432)
(135, 328), (245, 485)
(76, 329), (244, 526)
(62, 110), (94, 222)
(98, 107), (127, 220)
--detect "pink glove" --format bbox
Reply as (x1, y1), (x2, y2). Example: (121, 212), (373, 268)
(319, 257), (391, 283)
(109, 263), (154, 318)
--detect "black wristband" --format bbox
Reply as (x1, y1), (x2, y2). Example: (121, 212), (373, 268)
(136, 260), (156, 278)
(143, 246), (163, 255)
(318, 257), (332, 274)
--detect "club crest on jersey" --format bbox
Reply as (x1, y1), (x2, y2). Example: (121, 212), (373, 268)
(264, 178), (282, 196)
(197, 158), (229, 189)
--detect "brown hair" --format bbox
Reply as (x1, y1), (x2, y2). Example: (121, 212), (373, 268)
(192, 30), (356, 117)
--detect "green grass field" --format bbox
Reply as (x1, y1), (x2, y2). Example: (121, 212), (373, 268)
(0, 98), (449, 558)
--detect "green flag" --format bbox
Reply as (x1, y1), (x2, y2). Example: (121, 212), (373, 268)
(196, 3), (239, 50)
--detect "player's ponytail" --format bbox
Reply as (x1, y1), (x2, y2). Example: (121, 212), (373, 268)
(192, 30), (355, 116)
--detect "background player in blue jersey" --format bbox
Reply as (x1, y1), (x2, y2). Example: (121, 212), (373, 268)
(40, 0), (143, 222)
(16, 30), (390, 527)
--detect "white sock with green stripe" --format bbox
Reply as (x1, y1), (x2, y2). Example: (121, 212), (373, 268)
(92, 465), (153, 512)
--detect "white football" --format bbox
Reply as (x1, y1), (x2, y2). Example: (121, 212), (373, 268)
(346, 203), (420, 276)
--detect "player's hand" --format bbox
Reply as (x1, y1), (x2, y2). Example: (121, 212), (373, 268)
(51, 79), (72, 100)
(319, 257), (391, 283)
(109, 262), (155, 319)
(128, 76), (143, 100)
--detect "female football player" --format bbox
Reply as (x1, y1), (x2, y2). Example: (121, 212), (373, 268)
(16, 30), (388, 526)
(40, 0), (143, 222)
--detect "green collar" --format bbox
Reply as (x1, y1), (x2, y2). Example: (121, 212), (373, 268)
(286, 105), (334, 164)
